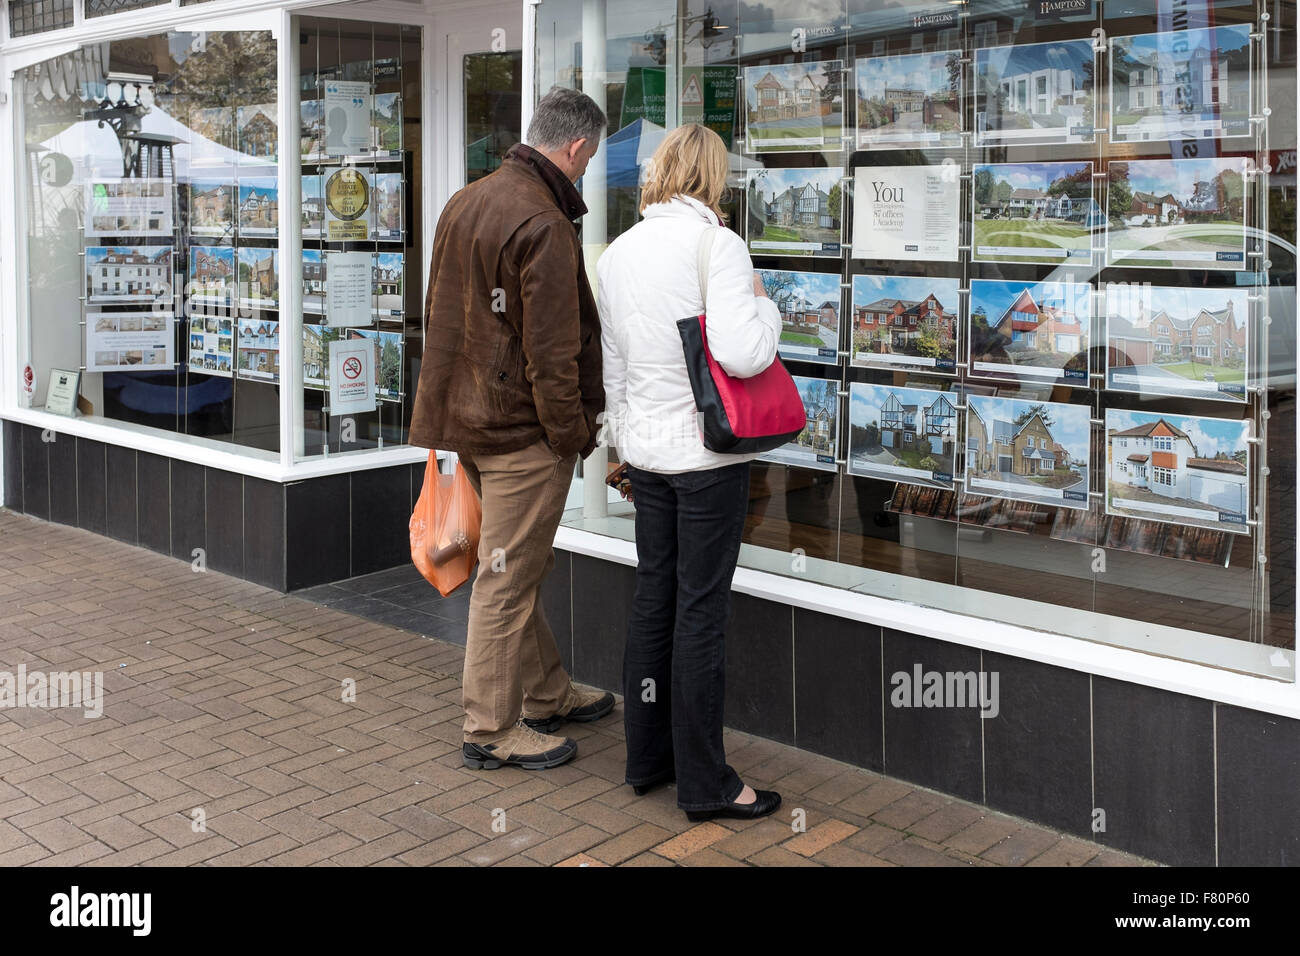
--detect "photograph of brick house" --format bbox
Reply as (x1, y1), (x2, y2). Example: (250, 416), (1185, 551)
(239, 247), (279, 310)
(758, 269), (841, 365)
(1107, 157), (1246, 269)
(188, 246), (235, 305)
(848, 383), (957, 489)
(975, 38), (1095, 147)
(744, 60), (843, 152)
(746, 167), (843, 258)
(968, 279), (1090, 384)
(856, 50), (962, 149)
(966, 395), (1090, 510)
(302, 249), (326, 314)
(759, 375), (840, 472)
(190, 181), (234, 238)
(1111, 24), (1252, 142)
(1105, 409), (1251, 532)
(371, 173), (403, 240)
(851, 273), (959, 374)
(1104, 285), (1248, 402)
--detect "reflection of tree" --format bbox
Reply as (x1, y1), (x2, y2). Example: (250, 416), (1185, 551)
(1108, 163), (1132, 220)
(828, 182), (842, 221)
(379, 338), (401, 393)
(166, 32), (277, 114)
(1014, 403), (1055, 428)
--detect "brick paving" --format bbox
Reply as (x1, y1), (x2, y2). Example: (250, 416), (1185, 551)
(0, 509), (1153, 867)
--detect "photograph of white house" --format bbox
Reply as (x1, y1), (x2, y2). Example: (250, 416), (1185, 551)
(85, 246), (173, 306)
(1110, 24), (1252, 142)
(1105, 409), (1251, 533)
(848, 382), (957, 490)
(972, 161), (1095, 265)
(759, 375), (840, 472)
(744, 60), (844, 152)
(855, 50), (962, 149)
(237, 319), (280, 383)
(968, 279), (1091, 385)
(975, 38), (1095, 147)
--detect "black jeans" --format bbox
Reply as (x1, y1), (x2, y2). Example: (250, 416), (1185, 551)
(623, 461), (749, 811)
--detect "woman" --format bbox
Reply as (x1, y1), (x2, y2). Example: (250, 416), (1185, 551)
(595, 124), (783, 821)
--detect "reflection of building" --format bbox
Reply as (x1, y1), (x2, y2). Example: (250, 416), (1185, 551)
(1124, 47), (1235, 114)
(987, 287), (1082, 354)
(1109, 417), (1247, 513)
(753, 70), (826, 122)
(766, 182), (837, 229)
(89, 249), (169, 297)
(854, 290), (954, 350)
(968, 406), (1061, 477)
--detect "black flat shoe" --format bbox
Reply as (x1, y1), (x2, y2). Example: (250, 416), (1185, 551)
(685, 789), (781, 822)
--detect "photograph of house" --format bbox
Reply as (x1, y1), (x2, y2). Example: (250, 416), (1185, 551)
(1110, 24), (1252, 142)
(855, 50), (962, 149)
(1107, 158), (1246, 269)
(1105, 284), (1249, 402)
(972, 161), (1095, 264)
(86, 246), (173, 305)
(238, 248), (279, 310)
(237, 103), (279, 163)
(238, 179), (279, 237)
(303, 324), (328, 386)
(302, 250), (326, 314)
(373, 92), (403, 154)
(236, 319), (280, 383)
(373, 252), (404, 316)
(304, 328), (403, 401)
(966, 395), (1090, 510)
(371, 173), (403, 240)
(744, 60), (843, 152)
(301, 99), (325, 159)
(758, 269), (840, 365)
(746, 167), (844, 258)
(1105, 409), (1251, 533)
(759, 375), (840, 472)
(189, 181), (233, 238)
(848, 383), (957, 489)
(975, 38), (1095, 147)
(187, 246), (235, 306)
(850, 274), (959, 374)
(968, 279), (1090, 384)
(302, 176), (324, 238)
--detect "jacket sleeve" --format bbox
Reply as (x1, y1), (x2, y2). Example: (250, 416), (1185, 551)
(515, 214), (591, 458)
(594, 254), (627, 454)
(701, 227), (782, 379)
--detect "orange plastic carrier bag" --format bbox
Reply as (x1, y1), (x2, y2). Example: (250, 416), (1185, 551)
(410, 452), (482, 597)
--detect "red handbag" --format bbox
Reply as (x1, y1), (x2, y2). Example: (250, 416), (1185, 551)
(676, 226), (807, 454)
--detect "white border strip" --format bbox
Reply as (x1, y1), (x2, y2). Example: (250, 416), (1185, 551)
(554, 524), (1300, 720)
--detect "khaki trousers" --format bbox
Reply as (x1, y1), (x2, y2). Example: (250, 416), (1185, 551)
(457, 438), (577, 742)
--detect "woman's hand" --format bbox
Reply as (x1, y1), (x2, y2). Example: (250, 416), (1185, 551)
(752, 272), (767, 298)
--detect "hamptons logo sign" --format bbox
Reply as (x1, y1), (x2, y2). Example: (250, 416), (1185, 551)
(0, 665), (103, 718)
(50, 887), (151, 936)
(890, 664), (1000, 718)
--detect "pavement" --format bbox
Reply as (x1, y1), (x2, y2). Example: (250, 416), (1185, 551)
(0, 508), (1151, 867)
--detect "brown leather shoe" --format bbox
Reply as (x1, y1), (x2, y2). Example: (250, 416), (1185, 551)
(462, 720), (577, 770)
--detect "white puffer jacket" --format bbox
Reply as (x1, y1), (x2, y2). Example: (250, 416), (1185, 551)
(595, 195), (783, 474)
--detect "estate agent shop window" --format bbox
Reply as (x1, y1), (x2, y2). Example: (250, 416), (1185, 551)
(537, 0), (1298, 682)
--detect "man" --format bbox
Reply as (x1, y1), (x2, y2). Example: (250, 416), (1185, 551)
(409, 87), (614, 771)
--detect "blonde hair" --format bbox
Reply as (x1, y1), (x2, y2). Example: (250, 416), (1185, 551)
(639, 123), (730, 221)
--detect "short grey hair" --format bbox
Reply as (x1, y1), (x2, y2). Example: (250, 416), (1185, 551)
(526, 86), (607, 151)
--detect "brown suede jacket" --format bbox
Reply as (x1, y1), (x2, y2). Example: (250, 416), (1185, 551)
(408, 144), (604, 458)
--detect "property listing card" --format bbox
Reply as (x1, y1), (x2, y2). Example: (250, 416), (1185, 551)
(852, 165), (960, 262)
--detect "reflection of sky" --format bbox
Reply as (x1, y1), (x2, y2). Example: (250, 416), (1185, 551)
(970, 280), (1091, 318)
(975, 161), (1090, 191)
(750, 167), (842, 194)
(854, 273), (960, 306)
(1107, 409), (1249, 459)
(794, 375), (838, 413)
(851, 382), (948, 422)
(767, 270), (840, 305)
(239, 179), (277, 200)
(1106, 283), (1248, 330)
(1124, 158), (1240, 197)
(1117, 23), (1251, 60)
(970, 395), (1090, 457)
(857, 52), (952, 95)
(303, 249), (322, 264)
(377, 253), (403, 270)
(977, 39), (1092, 83)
